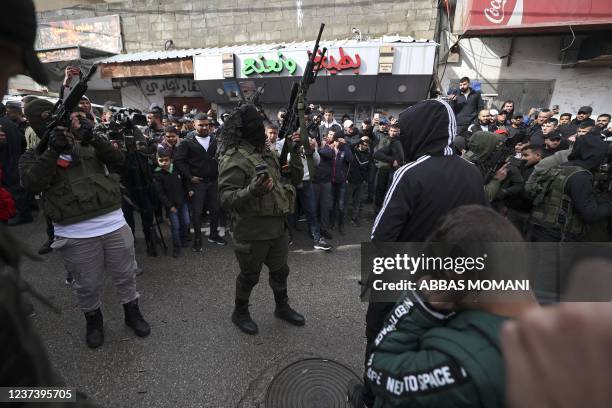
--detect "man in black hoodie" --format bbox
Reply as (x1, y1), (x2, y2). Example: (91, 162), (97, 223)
(361, 99), (486, 407)
(529, 132), (612, 242)
(175, 113), (225, 251)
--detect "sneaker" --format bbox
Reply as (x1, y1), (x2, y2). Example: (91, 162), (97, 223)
(350, 218), (361, 227)
(65, 277), (74, 287)
(314, 239), (332, 251)
(208, 235), (227, 246)
(172, 246), (180, 258)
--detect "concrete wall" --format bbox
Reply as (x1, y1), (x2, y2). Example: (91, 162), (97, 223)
(440, 35), (612, 117)
(37, 0), (438, 52)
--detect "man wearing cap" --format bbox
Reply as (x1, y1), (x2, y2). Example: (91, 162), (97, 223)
(342, 119), (361, 145)
(4, 101), (28, 135)
(559, 106), (595, 139)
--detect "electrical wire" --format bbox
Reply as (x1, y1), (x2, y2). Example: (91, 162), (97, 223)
(559, 25), (576, 53)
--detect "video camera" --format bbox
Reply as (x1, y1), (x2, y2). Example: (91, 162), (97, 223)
(96, 107), (147, 150)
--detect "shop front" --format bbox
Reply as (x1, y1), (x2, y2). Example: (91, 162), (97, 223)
(193, 38), (437, 121)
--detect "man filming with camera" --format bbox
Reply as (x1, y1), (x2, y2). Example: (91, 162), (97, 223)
(19, 107), (151, 349)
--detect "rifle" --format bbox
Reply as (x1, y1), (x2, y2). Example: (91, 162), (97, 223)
(278, 23), (327, 178)
(36, 64), (98, 155)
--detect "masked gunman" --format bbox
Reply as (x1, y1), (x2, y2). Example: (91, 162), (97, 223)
(19, 110), (150, 349)
(217, 104), (305, 335)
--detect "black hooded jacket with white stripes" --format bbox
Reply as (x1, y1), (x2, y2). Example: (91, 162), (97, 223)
(371, 99), (487, 242)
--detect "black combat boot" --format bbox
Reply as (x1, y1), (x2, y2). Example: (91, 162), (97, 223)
(123, 299), (151, 337)
(273, 290), (305, 326)
(232, 299), (258, 335)
(84, 308), (104, 349)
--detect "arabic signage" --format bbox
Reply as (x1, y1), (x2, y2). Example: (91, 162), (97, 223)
(242, 52), (297, 76)
(242, 48), (361, 77)
(36, 15), (123, 54)
(141, 78), (200, 97)
(309, 47), (361, 74)
(463, 0), (612, 33)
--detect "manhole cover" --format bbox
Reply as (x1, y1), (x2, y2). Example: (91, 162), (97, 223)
(265, 358), (361, 408)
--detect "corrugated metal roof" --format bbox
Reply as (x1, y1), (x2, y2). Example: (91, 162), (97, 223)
(97, 37), (435, 64)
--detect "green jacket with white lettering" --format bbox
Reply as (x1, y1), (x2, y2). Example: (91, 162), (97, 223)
(367, 291), (508, 408)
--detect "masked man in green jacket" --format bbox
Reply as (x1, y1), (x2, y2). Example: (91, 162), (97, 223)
(19, 109), (150, 349)
(218, 104), (305, 335)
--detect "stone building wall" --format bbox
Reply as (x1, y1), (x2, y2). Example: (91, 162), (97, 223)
(38, 0), (438, 52)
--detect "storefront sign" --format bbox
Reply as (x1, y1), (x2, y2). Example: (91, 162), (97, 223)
(309, 47), (362, 74)
(142, 78), (200, 96)
(463, 0), (612, 33)
(242, 52), (298, 76)
(37, 47), (80, 63)
(36, 15), (123, 54)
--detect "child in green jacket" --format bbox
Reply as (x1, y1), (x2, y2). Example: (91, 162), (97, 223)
(364, 205), (538, 408)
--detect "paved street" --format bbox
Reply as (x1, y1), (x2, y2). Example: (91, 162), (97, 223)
(14, 213), (371, 407)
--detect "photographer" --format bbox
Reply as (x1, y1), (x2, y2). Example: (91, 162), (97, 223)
(104, 109), (161, 257)
(19, 109), (150, 349)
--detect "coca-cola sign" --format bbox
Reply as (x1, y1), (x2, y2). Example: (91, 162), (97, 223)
(484, 0), (507, 24)
(464, 0), (612, 33)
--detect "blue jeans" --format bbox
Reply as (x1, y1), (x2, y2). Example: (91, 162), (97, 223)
(332, 182), (347, 227)
(313, 181), (332, 232)
(168, 202), (190, 247)
(296, 181), (321, 241)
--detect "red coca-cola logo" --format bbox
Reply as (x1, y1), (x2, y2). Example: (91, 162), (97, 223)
(484, 0), (507, 24)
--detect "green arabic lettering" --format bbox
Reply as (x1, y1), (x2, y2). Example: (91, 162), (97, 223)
(283, 57), (297, 75)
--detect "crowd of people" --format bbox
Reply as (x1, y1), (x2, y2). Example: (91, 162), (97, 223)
(3, 1), (612, 406)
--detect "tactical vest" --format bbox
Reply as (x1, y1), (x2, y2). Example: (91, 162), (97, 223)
(530, 165), (588, 237)
(42, 144), (122, 225)
(224, 145), (295, 217)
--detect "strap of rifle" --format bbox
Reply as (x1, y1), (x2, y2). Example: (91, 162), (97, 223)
(297, 89), (315, 179)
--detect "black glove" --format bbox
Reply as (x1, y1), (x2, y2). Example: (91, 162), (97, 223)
(48, 127), (72, 153)
(247, 175), (269, 197)
(76, 116), (94, 145)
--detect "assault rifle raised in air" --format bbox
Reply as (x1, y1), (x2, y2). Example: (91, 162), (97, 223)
(278, 23), (327, 177)
(36, 64), (98, 155)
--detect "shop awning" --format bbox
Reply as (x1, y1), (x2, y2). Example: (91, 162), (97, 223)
(458, 0), (612, 35)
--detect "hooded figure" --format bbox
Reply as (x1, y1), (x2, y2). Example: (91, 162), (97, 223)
(463, 131), (504, 164)
(371, 99), (486, 242)
(530, 132), (612, 242)
(565, 130), (608, 171)
(24, 99), (54, 149)
(217, 104), (266, 158)
(363, 99), (487, 407)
